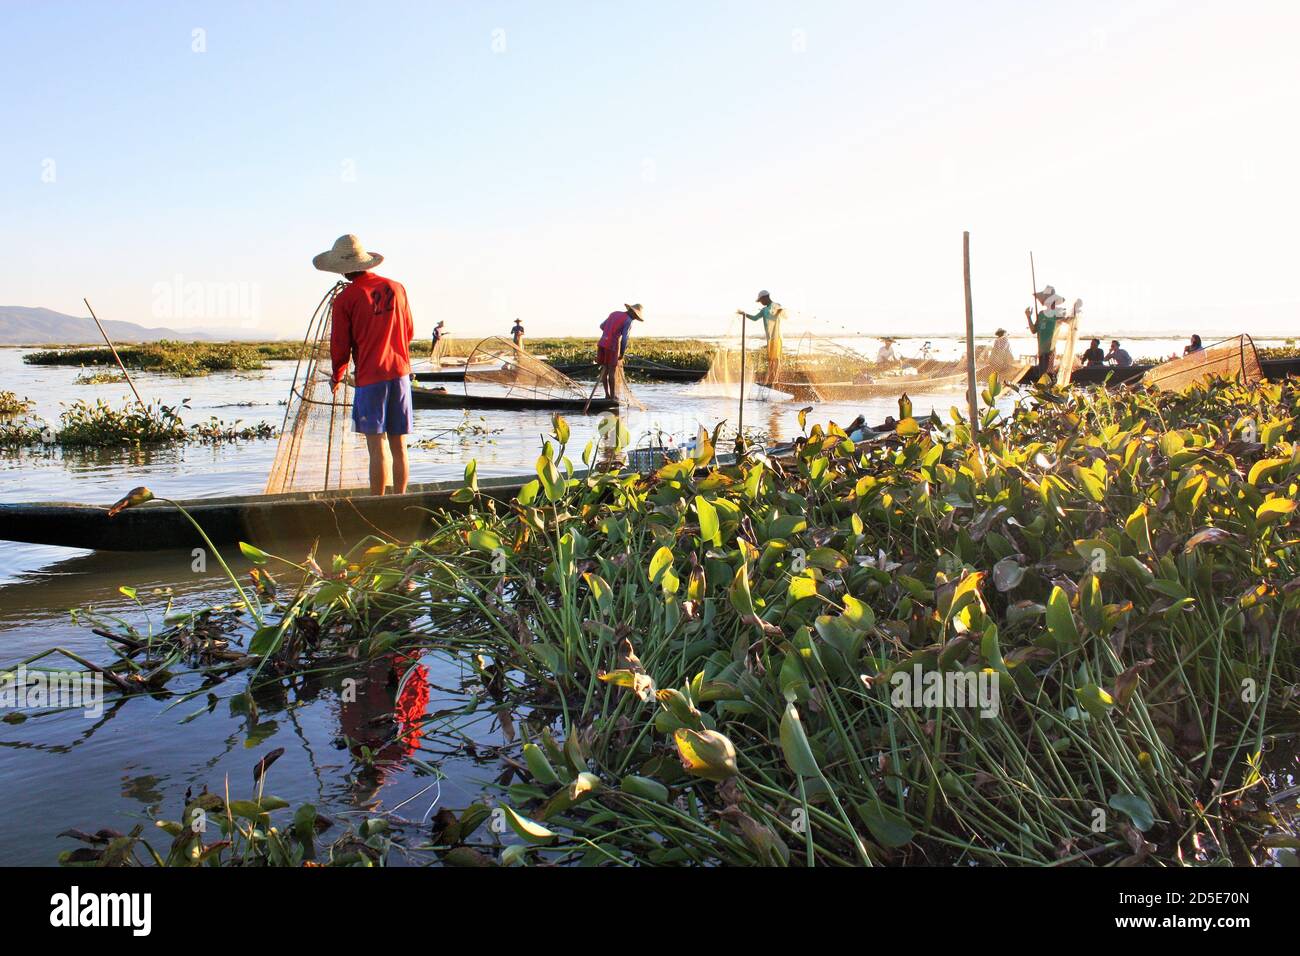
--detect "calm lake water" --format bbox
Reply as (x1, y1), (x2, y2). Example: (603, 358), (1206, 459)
(0, 334), (1286, 864)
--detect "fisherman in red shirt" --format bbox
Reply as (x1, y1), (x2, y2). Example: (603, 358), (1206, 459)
(313, 234), (415, 495)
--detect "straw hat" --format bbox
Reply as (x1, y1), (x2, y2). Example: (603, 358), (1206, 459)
(313, 234), (384, 274)
(995, 328), (1007, 336)
(625, 303), (645, 321)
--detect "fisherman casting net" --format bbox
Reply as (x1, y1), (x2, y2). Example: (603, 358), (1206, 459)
(265, 283), (373, 494)
(1144, 334), (1263, 392)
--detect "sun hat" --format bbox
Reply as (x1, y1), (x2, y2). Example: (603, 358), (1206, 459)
(625, 303), (645, 321)
(756, 290), (770, 301)
(313, 234), (384, 274)
(995, 328), (1007, 336)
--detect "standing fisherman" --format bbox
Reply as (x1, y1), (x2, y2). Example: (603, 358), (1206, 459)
(739, 290), (785, 384)
(315, 234), (415, 497)
(430, 320), (446, 361)
(511, 318), (525, 349)
(1026, 285), (1066, 375)
(596, 303), (644, 400)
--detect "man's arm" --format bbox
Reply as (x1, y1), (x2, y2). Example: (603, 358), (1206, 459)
(330, 294), (351, 389)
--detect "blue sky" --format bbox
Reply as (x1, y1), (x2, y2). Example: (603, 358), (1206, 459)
(2, 0), (1298, 339)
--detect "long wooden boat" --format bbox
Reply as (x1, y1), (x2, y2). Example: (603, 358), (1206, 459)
(0, 474), (537, 553)
(1016, 357), (1299, 388)
(551, 361), (706, 382)
(411, 385), (620, 413)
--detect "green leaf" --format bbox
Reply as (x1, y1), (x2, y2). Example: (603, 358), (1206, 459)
(1045, 586), (1079, 646)
(856, 799), (914, 848)
(695, 496), (721, 547)
(779, 700), (820, 776)
(501, 805), (557, 845)
(1108, 793), (1155, 831)
(620, 775), (670, 803)
(1075, 683), (1114, 720)
(468, 528), (502, 553)
(1256, 497), (1296, 525)
(239, 542), (270, 565)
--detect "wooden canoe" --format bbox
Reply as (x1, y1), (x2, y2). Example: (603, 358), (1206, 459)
(0, 474), (535, 553)
(550, 361), (707, 382)
(411, 386), (620, 413)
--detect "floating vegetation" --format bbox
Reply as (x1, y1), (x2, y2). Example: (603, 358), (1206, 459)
(0, 398), (277, 448)
(73, 370), (129, 385)
(58, 765), (395, 867)
(22, 341), (299, 376)
(413, 415), (504, 448)
(29, 375), (1300, 866)
(0, 390), (34, 416)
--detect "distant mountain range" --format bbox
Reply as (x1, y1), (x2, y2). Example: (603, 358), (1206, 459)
(0, 307), (268, 345)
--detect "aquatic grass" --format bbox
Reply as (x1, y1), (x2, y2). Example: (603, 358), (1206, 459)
(23, 341), (297, 375)
(0, 398), (278, 448)
(36, 373), (1300, 866)
(0, 390), (34, 416)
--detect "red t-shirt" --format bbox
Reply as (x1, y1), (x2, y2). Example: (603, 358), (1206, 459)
(330, 273), (414, 388)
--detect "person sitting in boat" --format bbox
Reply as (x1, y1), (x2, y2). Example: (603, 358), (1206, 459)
(596, 304), (644, 400)
(1106, 339), (1133, 367)
(511, 318), (525, 349)
(1080, 338), (1106, 367)
(738, 290), (785, 385)
(316, 233), (414, 497)
(1026, 285), (1066, 373)
(1184, 334), (1203, 355)
(876, 337), (899, 364)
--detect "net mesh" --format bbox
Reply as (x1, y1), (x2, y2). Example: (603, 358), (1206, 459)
(461, 336), (642, 409)
(1144, 334), (1263, 392)
(265, 283), (373, 494)
(690, 314), (1032, 405)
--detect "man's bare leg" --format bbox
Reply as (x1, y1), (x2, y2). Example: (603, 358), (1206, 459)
(388, 433), (409, 495)
(365, 433), (389, 495)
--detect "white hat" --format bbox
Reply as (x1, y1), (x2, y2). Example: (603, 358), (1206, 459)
(756, 290), (770, 301)
(313, 234), (384, 274)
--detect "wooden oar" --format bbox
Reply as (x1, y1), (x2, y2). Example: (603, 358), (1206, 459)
(582, 361), (603, 414)
(84, 298), (146, 411)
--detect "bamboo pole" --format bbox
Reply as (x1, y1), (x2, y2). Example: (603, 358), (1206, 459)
(737, 310), (747, 453)
(963, 232), (978, 434)
(84, 298), (146, 410)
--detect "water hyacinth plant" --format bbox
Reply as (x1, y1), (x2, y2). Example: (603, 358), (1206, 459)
(53, 374), (1300, 866)
(0, 398), (277, 448)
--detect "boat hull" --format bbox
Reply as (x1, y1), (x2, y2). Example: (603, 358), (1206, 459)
(411, 386), (620, 413)
(0, 476), (528, 552)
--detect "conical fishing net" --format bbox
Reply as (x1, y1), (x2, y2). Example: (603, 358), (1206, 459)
(265, 283), (373, 494)
(462, 336), (642, 409)
(1145, 334), (1262, 392)
(690, 314), (1032, 405)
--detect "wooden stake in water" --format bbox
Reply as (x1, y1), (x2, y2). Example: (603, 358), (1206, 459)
(736, 309), (747, 453)
(963, 232), (979, 434)
(84, 298), (146, 411)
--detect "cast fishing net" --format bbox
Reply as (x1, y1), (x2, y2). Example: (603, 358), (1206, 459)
(462, 336), (643, 409)
(1145, 334), (1263, 392)
(265, 283), (373, 494)
(691, 313), (1032, 406)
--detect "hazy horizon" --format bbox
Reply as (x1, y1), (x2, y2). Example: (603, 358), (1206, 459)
(3, 1), (1298, 339)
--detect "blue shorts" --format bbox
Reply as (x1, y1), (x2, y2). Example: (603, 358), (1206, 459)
(352, 376), (413, 435)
